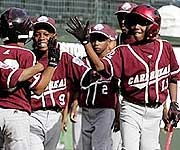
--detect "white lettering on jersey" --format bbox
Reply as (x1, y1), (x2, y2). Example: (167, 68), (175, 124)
(128, 65), (170, 89)
(46, 78), (66, 90)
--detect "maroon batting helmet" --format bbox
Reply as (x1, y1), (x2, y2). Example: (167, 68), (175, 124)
(126, 4), (161, 40)
(0, 7), (33, 43)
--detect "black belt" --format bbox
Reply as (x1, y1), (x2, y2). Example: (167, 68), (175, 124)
(41, 106), (62, 112)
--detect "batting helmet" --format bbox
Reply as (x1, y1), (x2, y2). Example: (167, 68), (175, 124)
(0, 7), (33, 43)
(126, 4), (161, 40)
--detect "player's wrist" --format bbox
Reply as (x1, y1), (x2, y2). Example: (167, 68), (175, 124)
(48, 62), (58, 68)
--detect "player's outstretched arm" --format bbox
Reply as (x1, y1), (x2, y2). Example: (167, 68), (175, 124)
(66, 17), (104, 71)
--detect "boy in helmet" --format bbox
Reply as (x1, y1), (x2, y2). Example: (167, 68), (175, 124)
(66, 4), (180, 150)
(0, 7), (59, 150)
(112, 2), (138, 149)
(114, 2), (137, 45)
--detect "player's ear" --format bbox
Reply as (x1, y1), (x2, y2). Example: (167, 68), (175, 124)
(52, 33), (58, 39)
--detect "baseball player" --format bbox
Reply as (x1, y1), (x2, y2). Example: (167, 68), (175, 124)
(67, 22), (118, 150)
(112, 2), (138, 149)
(0, 8), (57, 150)
(66, 4), (180, 150)
(114, 2), (138, 45)
(30, 15), (98, 150)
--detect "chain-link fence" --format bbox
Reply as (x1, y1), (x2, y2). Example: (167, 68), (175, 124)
(0, 0), (179, 42)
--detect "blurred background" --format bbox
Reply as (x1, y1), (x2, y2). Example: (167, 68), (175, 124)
(1, 0), (180, 149)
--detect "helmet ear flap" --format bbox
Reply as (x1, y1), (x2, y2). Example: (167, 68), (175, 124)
(146, 23), (159, 40)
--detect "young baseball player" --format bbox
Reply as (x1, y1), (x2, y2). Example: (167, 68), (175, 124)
(66, 4), (180, 150)
(114, 2), (138, 45)
(112, 2), (138, 149)
(0, 7), (58, 150)
(67, 23), (118, 150)
(30, 15), (98, 150)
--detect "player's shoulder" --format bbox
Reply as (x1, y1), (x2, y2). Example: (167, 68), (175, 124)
(156, 38), (172, 46)
(0, 44), (35, 57)
(111, 44), (130, 53)
(156, 39), (173, 50)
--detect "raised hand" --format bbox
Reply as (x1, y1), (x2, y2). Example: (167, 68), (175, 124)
(48, 37), (60, 67)
(66, 16), (90, 45)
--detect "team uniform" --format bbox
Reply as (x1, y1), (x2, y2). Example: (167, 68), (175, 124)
(78, 56), (118, 150)
(0, 7), (45, 150)
(30, 50), (92, 150)
(0, 43), (41, 150)
(65, 4), (180, 150)
(101, 39), (180, 150)
(113, 3), (138, 149)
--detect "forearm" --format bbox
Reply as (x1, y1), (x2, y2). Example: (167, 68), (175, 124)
(169, 82), (177, 102)
(34, 66), (55, 95)
(18, 63), (44, 82)
(84, 43), (105, 71)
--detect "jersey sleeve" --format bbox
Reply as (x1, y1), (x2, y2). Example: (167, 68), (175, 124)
(61, 52), (91, 87)
(0, 62), (23, 88)
(101, 47), (122, 79)
(0, 49), (37, 89)
(168, 43), (180, 81)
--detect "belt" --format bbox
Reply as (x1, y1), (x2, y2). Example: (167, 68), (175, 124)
(145, 102), (162, 108)
(41, 106), (62, 112)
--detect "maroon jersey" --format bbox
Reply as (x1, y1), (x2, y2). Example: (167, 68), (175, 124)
(0, 43), (37, 113)
(78, 57), (119, 108)
(102, 39), (180, 104)
(31, 51), (91, 110)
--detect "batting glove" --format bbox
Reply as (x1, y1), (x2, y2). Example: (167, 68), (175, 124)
(66, 16), (90, 45)
(48, 37), (60, 67)
(168, 102), (180, 127)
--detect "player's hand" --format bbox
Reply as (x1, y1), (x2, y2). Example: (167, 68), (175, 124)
(168, 102), (180, 127)
(70, 103), (78, 123)
(112, 102), (120, 132)
(112, 118), (120, 132)
(162, 105), (170, 132)
(66, 16), (90, 45)
(48, 37), (60, 67)
(61, 109), (68, 132)
(70, 110), (78, 123)
(61, 119), (67, 132)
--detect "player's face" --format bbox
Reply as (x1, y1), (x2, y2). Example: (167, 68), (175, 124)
(127, 15), (151, 42)
(90, 33), (110, 58)
(117, 13), (128, 33)
(33, 29), (55, 51)
(130, 24), (146, 42)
